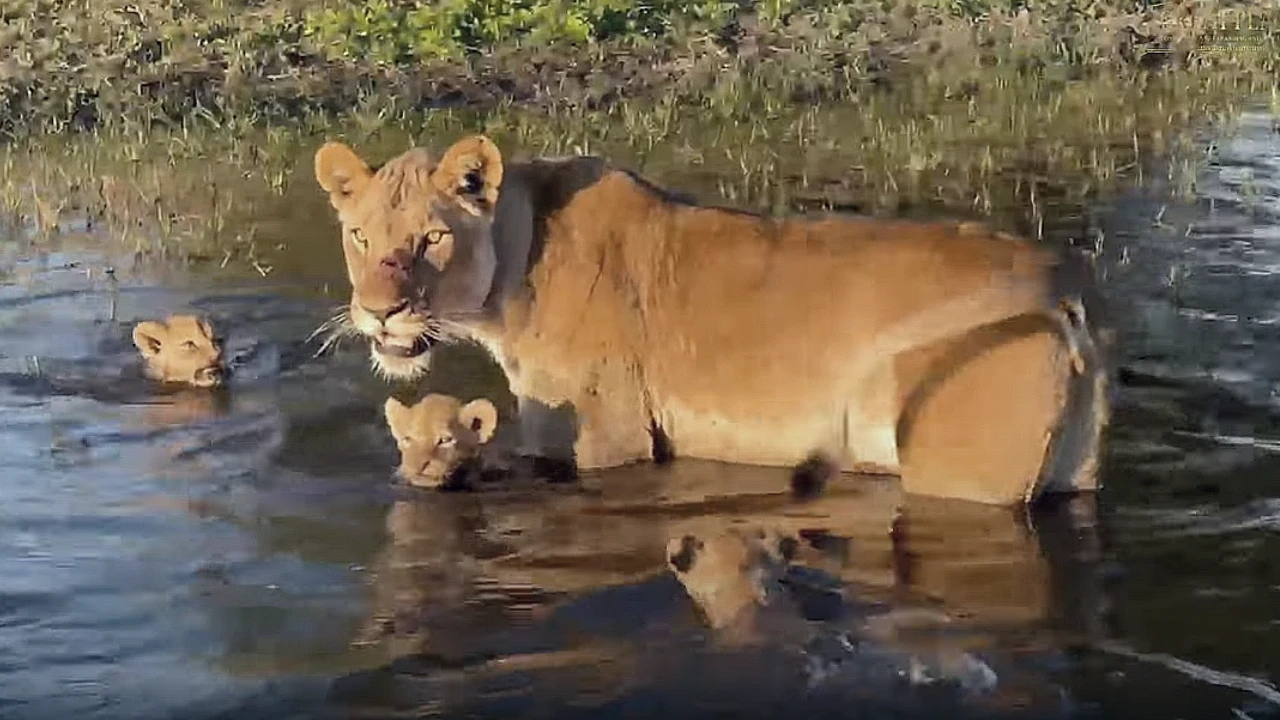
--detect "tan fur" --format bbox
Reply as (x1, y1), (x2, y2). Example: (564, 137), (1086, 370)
(384, 393), (499, 488)
(132, 314), (226, 388)
(665, 527), (796, 633)
(314, 136), (1110, 506)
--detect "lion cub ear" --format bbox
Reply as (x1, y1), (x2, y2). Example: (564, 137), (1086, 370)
(432, 135), (504, 217)
(132, 320), (169, 358)
(457, 398), (498, 444)
(383, 397), (411, 436)
(315, 141), (373, 210)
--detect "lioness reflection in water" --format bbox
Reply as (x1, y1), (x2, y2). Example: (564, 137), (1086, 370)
(346, 461), (1106, 714)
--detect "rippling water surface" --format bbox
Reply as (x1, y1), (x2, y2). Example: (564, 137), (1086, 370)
(2, 107), (1280, 720)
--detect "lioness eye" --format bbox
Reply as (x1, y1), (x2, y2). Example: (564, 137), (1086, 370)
(436, 435), (455, 447)
(424, 229), (451, 246)
(350, 228), (368, 250)
(183, 340), (198, 351)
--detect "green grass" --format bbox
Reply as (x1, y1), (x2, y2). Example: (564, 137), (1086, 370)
(0, 1), (1277, 277)
(1, 0), (1277, 138)
(3, 66), (1269, 277)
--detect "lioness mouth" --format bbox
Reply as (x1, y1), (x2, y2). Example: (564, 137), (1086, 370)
(374, 336), (431, 358)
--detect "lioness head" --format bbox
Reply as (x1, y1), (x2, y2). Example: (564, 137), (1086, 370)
(383, 394), (500, 489)
(132, 315), (226, 388)
(313, 136), (504, 381)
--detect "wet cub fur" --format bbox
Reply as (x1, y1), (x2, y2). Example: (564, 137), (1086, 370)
(384, 393), (500, 489)
(132, 315), (226, 388)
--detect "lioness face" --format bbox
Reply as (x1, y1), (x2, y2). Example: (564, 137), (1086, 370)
(383, 394), (499, 489)
(313, 136), (504, 381)
(132, 315), (226, 388)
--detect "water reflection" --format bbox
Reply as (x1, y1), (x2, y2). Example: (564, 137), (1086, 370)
(331, 461), (1110, 718)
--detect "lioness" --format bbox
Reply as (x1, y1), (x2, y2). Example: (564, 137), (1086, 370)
(313, 135), (1109, 505)
(132, 314), (226, 388)
(384, 393), (500, 489)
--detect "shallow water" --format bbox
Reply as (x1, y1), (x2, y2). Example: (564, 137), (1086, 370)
(2, 107), (1280, 720)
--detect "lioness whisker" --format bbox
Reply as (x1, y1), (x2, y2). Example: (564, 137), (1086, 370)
(429, 319), (473, 342)
(312, 332), (344, 359)
(306, 313), (347, 343)
(307, 306), (358, 356)
(305, 323), (328, 343)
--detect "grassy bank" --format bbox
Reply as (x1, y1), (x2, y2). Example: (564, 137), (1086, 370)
(1, 0), (1277, 137)
(4, 70), (1273, 279)
(0, 1), (1278, 278)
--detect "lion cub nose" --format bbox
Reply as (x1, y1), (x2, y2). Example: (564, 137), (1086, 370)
(196, 365), (225, 385)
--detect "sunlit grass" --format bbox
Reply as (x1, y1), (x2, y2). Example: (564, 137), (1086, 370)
(2, 60), (1272, 278)
(0, 1), (1277, 278)
(1, 0), (1277, 139)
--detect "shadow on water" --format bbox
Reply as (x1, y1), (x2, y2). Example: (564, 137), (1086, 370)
(2, 105), (1280, 719)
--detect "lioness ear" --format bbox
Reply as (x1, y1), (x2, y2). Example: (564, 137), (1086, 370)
(383, 397), (410, 434)
(132, 321), (168, 358)
(458, 398), (498, 444)
(431, 135), (504, 217)
(315, 141), (373, 210)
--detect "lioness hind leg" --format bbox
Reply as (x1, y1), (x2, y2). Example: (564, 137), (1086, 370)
(1038, 298), (1110, 495)
(897, 329), (1071, 506)
(1038, 345), (1109, 495)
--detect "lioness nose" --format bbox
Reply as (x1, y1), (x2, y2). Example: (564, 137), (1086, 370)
(365, 299), (409, 322)
(379, 250), (415, 278)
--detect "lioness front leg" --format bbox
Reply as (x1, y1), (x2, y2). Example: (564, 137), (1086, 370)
(511, 392), (653, 477)
(570, 386), (657, 471)
(511, 394), (580, 481)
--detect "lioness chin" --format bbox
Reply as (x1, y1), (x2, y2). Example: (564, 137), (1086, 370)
(313, 135), (1110, 506)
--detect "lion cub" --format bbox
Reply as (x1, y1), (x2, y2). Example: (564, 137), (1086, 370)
(666, 527), (801, 633)
(383, 394), (501, 489)
(132, 315), (226, 388)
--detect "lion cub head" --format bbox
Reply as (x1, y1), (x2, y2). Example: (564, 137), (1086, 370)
(313, 135), (505, 381)
(666, 527), (800, 631)
(132, 315), (226, 388)
(383, 394), (500, 489)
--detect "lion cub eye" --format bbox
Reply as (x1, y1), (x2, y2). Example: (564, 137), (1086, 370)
(182, 340), (199, 351)
(424, 229), (451, 246)
(436, 434), (456, 447)
(350, 228), (369, 251)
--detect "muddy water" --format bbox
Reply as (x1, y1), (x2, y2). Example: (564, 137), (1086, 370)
(2, 107), (1280, 720)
